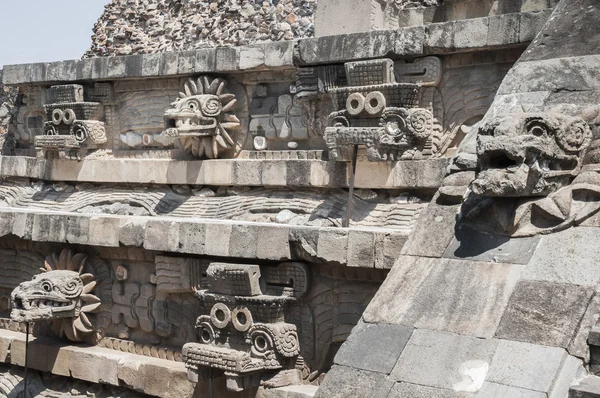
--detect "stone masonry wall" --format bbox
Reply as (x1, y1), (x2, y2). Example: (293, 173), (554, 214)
(84, 0), (317, 57)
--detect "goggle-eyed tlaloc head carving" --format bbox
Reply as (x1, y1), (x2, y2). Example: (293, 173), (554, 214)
(471, 113), (592, 197)
(11, 249), (101, 342)
(163, 76), (240, 159)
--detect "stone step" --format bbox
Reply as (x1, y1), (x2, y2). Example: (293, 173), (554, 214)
(570, 375), (600, 398)
(263, 385), (318, 398)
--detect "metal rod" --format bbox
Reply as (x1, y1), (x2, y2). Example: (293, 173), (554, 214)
(23, 323), (29, 397)
(344, 144), (359, 228)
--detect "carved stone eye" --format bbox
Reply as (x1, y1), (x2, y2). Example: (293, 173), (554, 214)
(41, 280), (52, 292)
(187, 100), (199, 111)
(526, 121), (548, 137)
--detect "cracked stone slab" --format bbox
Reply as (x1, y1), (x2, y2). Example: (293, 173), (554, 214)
(334, 323), (413, 374)
(314, 365), (394, 398)
(495, 280), (593, 347)
(390, 329), (498, 391)
(363, 256), (521, 338)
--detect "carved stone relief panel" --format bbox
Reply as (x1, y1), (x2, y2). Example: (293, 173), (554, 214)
(182, 260), (386, 391)
(324, 58), (437, 161)
(249, 83), (311, 151)
(35, 85), (108, 158)
(14, 87), (45, 147)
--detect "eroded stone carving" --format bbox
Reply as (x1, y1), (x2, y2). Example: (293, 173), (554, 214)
(36, 85), (107, 157)
(159, 77), (242, 159)
(324, 59), (435, 161)
(471, 113), (592, 197)
(10, 249), (101, 342)
(458, 112), (596, 236)
(183, 262), (307, 391)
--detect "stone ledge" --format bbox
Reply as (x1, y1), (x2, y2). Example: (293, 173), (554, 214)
(3, 11), (551, 86)
(3, 41), (296, 86)
(0, 208), (406, 268)
(0, 329), (193, 398)
(0, 156), (448, 189)
(295, 11), (551, 65)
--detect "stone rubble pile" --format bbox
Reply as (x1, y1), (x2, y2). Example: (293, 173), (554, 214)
(84, 0), (317, 57)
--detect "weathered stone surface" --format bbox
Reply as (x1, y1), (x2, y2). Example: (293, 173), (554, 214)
(388, 382), (471, 398)
(390, 329), (498, 390)
(262, 385), (319, 398)
(444, 226), (540, 264)
(475, 382), (545, 398)
(314, 0), (372, 37)
(487, 339), (565, 392)
(495, 280), (593, 347)
(401, 200), (459, 257)
(570, 375), (600, 398)
(550, 355), (585, 398)
(314, 365), (394, 398)
(363, 256), (520, 338)
(334, 323), (413, 374)
(523, 227), (600, 286)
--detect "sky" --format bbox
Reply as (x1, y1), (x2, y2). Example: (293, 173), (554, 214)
(0, 0), (108, 68)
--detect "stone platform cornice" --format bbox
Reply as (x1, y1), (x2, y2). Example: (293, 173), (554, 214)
(2, 11), (551, 86)
(0, 207), (405, 269)
(0, 155), (448, 189)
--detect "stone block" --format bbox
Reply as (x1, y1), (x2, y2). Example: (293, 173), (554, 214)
(388, 382), (471, 398)
(256, 225), (291, 260)
(117, 356), (145, 391)
(66, 215), (90, 245)
(215, 47), (240, 71)
(205, 223), (232, 257)
(176, 50), (196, 74)
(141, 52), (162, 76)
(144, 219), (178, 251)
(364, 257), (520, 338)
(314, 365), (395, 398)
(334, 323), (413, 374)
(142, 359), (193, 398)
(374, 233), (407, 269)
(317, 228), (348, 264)
(0, 212), (14, 237)
(570, 375), (600, 398)
(550, 355), (585, 398)
(32, 213), (66, 243)
(67, 346), (120, 385)
(160, 52), (179, 75)
(119, 218), (148, 247)
(487, 339), (565, 392)
(265, 41), (295, 67)
(570, 293), (600, 360)
(107, 56), (128, 78)
(178, 222), (206, 255)
(401, 200), (459, 258)
(232, 161), (263, 185)
(204, 160), (232, 185)
(454, 17), (489, 49)
(519, 10), (552, 43)
(88, 216), (120, 247)
(229, 223), (259, 258)
(347, 230), (375, 268)
(487, 13), (520, 46)
(194, 48), (216, 73)
(314, 0), (372, 37)
(495, 280), (593, 348)
(262, 161), (288, 186)
(240, 44), (265, 69)
(443, 225), (540, 264)
(263, 385), (319, 398)
(523, 227), (600, 286)
(91, 57), (109, 80)
(12, 212), (34, 240)
(475, 382), (546, 398)
(390, 329), (498, 390)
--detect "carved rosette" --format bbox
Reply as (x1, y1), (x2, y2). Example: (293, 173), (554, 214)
(160, 77), (243, 159)
(10, 249), (101, 342)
